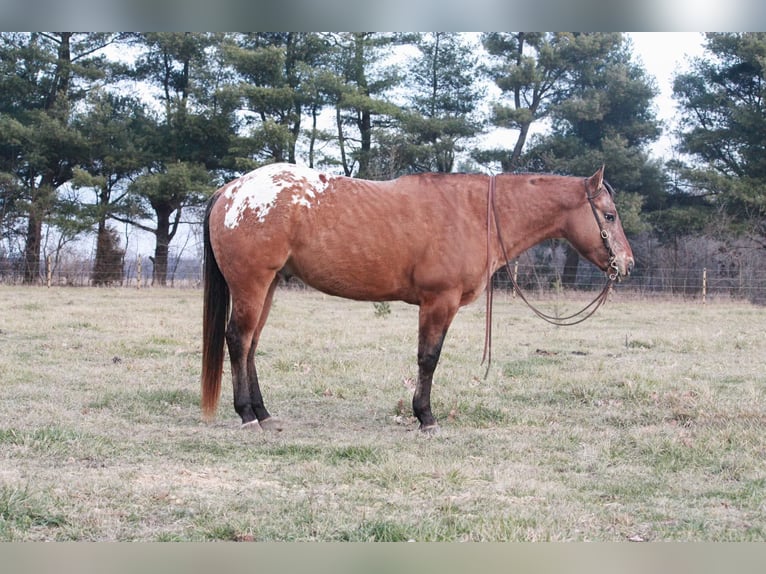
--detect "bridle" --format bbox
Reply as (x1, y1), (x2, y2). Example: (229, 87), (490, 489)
(481, 175), (620, 373)
(585, 178), (621, 282)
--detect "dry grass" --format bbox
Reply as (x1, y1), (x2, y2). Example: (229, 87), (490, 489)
(0, 285), (765, 541)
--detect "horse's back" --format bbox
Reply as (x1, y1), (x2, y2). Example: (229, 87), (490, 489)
(208, 164), (488, 303)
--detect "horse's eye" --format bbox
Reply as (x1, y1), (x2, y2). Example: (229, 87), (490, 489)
(604, 213), (616, 223)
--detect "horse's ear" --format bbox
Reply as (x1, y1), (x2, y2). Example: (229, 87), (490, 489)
(588, 165), (605, 191)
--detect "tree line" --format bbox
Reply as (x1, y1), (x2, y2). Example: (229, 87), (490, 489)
(1, 32), (765, 287)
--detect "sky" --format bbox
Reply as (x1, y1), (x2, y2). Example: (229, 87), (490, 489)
(627, 32), (707, 158)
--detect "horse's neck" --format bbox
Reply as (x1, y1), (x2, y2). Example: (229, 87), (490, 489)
(492, 176), (573, 264)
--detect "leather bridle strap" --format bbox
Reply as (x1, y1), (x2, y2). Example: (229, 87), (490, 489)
(585, 178), (620, 281)
(482, 175), (497, 373)
(481, 174), (616, 377)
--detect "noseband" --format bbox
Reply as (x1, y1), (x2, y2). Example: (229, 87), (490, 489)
(482, 175), (618, 374)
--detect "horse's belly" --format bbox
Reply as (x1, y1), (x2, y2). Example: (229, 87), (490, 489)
(284, 249), (418, 303)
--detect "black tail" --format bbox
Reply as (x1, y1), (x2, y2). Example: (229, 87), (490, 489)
(201, 193), (230, 420)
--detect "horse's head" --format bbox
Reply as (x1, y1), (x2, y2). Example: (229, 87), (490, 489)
(564, 167), (634, 281)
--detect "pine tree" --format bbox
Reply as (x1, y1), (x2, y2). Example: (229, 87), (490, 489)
(124, 33), (233, 285)
(73, 90), (151, 284)
(674, 33), (766, 247)
(0, 33), (120, 283)
(395, 33), (485, 174)
(327, 33), (407, 178)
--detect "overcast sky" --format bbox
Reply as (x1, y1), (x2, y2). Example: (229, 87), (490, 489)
(628, 32), (706, 158)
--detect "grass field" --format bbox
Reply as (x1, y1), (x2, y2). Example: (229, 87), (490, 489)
(0, 285), (764, 541)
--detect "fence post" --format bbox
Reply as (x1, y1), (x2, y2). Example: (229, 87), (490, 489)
(46, 255), (52, 288)
(702, 267), (707, 304)
(137, 255), (142, 290)
(512, 260), (519, 299)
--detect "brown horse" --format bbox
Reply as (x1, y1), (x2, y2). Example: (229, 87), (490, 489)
(201, 163), (634, 432)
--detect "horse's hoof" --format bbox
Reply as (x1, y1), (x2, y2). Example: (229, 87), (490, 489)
(259, 417), (284, 432)
(419, 424), (440, 434)
(241, 420), (263, 432)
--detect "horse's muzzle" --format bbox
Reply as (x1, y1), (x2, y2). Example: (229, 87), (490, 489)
(611, 256), (634, 281)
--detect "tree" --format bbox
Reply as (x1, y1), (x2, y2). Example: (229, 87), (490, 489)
(125, 32), (234, 285)
(480, 33), (649, 174)
(673, 33), (766, 247)
(128, 162), (212, 285)
(327, 33), (407, 178)
(0, 161), (27, 258)
(225, 33), (332, 169)
(519, 33), (663, 286)
(91, 224), (125, 285)
(394, 33), (485, 173)
(73, 91), (152, 284)
(0, 33), (118, 283)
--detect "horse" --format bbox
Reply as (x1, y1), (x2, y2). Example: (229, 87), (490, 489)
(201, 163), (634, 432)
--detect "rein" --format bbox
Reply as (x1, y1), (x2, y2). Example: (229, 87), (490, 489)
(481, 175), (617, 375)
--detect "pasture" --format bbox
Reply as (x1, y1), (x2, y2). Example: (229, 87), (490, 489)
(0, 285), (764, 541)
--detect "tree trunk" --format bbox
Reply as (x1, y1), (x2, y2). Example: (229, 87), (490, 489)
(23, 177), (57, 284)
(336, 105), (350, 176)
(23, 211), (43, 284)
(351, 33), (372, 179)
(92, 185), (111, 285)
(357, 108), (372, 179)
(152, 208), (172, 286)
(502, 121), (531, 173)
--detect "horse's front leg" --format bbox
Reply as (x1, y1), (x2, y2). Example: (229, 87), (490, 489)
(413, 294), (460, 432)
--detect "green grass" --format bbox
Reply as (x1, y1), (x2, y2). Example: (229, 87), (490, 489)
(0, 485), (68, 539)
(0, 285), (765, 540)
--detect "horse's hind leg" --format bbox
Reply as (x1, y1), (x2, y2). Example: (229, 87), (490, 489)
(248, 276), (282, 431)
(227, 274), (280, 431)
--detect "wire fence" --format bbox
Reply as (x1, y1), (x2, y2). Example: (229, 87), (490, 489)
(3, 251), (766, 304)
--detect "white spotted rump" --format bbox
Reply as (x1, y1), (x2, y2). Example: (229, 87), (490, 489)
(222, 163), (333, 229)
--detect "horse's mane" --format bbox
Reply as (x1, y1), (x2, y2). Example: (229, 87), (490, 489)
(393, 170), (617, 197)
